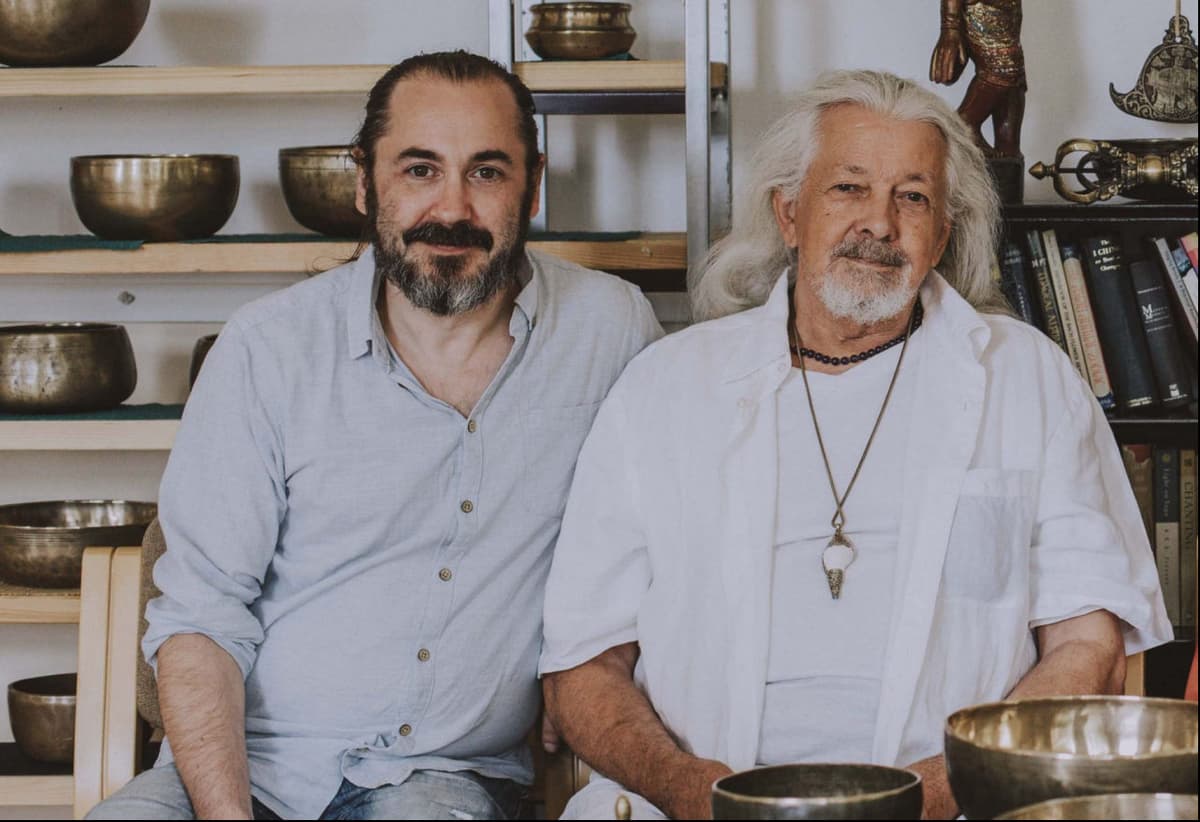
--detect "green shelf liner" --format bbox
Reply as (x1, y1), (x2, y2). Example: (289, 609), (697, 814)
(535, 53), (637, 62)
(0, 403), (184, 421)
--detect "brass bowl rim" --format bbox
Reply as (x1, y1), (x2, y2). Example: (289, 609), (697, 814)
(712, 763), (922, 809)
(279, 145), (356, 157)
(529, 2), (632, 11)
(0, 500), (157, 533)
(0, 322), (125, 335)
(994, 791), (1200, 819)
(8, 673), (77, 704)
(71, 154), (240, 163)
(945, 695), (1199, 761)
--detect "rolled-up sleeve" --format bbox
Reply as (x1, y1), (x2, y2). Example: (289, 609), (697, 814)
(539, 379), (651, 675)
(142, 317), (286, 678)
(1029, 376), (1173, 654)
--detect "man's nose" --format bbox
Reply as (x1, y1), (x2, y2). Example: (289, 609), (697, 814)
(429, 176), (473, 224)
(853, 190), (898, 241)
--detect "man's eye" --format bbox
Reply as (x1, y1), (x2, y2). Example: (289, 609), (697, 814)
(833, 183), (860, 193)
(407, 165), (433, 178)
(902, 191), (930, 204)
(475, 167), (501, 180)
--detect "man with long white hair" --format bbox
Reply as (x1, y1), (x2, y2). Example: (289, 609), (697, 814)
(538, 70), (1171, 819)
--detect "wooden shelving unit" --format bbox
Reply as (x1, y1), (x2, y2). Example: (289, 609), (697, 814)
(0, 583), (80, 624)
(0, 420), (178, 451)
(0, 61), (726, 98)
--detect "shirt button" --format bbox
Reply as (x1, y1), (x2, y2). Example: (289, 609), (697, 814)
(467, 419), (478, 433)
(438, 568), (453, 582)
(417, 648), (431, 662)
(460, 500), (474, 514)
(399, 724), (412, 737)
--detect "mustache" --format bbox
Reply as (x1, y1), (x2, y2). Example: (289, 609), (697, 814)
(402, 221), (494, 252)
(832, 237), (908, 268)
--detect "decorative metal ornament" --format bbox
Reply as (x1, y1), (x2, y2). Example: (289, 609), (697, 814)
(1109, 3), (1198, 123)
(1029, 138), (1198, 204)
(821, 530), (856, 600)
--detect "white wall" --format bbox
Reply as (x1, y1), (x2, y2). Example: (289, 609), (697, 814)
(1, 0), (1196, 814)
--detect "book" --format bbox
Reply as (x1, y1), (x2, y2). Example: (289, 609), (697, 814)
(1181, 449), (1197, 637)
(1171, 243), (1199, 314)
(1129, 258), (1192, 408)
(1149, 236), (1198, 345)
(1081, 236), (1157, 412)
(1155, 448), (1182, 631)
(1041, 229), (1092, 388)
(1059, 240), (1116, 410)
(1025, 230), (1066, 351)
(1122, 443), (1156, 544)
(1182, 231), (1199, 272)
(997, 237), (1038, 326)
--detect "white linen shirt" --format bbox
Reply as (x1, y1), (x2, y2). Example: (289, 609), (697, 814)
(540, 270), (1172, 785)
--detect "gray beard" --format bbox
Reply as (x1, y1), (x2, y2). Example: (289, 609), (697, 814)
(375, 242), (518, 317)
(815, 261), (922, 325)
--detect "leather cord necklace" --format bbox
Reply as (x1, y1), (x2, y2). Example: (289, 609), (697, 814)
(789, 301), (920, 599)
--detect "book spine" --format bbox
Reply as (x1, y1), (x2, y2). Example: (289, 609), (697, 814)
(1059, 240), (1115, 410)
(1151, 236), (1199, 343)
(1155, 448), (1182, 631)
(1122, 443), (1156, 544)
(1182, 231), (1199, 272)
(998, 238), (1038, 326)
(1081, 235), (1157, 411)
(1025, 230), (1065, 349)
(1181, 449), (1197, 638)
(1130, 259), (1192, 408)
(1171, 243), (1199, 314)
(1041, 229), (1092, 388)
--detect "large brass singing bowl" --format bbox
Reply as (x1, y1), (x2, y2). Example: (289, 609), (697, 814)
(0, 0), (150, 67)
(525, 2), (636, 60)
(0, 500), (157, 588)
(7, 674), (76, 764)
(278, 146), (365, 238)
(997, 792), (1200, 820)
(0, 323), (136, 414)
(71, 154), (240, 241)
(189, 333), (219, 388)
(711, 764), (923, 819)
(945, 696), (1199, 820)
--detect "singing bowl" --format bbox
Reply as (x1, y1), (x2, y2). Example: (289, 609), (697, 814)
(0, 500), (157, 588)
(189, 333), (218, 387)
(525, 2), (636, 60)
(70, 154), (240, 241)
(996, 792), (1200, 820)
(0, 323), (136, 414)
(278, 146), (365, 238)
(945, 696), (1199, 820)
(0, 0), (150, 67)
(7, 674), (76, 764)
(711, 764), (923, 819)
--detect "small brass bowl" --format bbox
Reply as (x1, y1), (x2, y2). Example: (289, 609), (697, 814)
(0, 323), (136, 414)
(945, 696), (1199, 820)
(7, 673), (76, 764)
(996, 792), (1200, 820)
(70, 154), (240, 242)
(189, 333), (218, 387)
(0, 0), (150, 67)
(525, 2), (636, 60)
(712, 764), (923, 819)
(278, 146), (365, 238)
(0, 500), (157, 588)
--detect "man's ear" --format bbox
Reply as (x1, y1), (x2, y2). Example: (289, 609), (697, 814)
(771, 189), (799, 248)
(352, 147), (368, 217)
(528, 153), (546, 219)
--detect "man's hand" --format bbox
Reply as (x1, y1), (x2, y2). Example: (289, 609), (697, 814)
(904, 754), (958, 820)
(541, 709), (561, 754)
(665, 757), (735, 821)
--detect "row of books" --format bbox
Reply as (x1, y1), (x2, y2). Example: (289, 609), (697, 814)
(1122, 445), (1198, 639)
(997, 229), (1198, 414)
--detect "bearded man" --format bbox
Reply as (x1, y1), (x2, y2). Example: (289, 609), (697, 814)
(539, 70), (1171, 820)
(87, 52), (661, 821)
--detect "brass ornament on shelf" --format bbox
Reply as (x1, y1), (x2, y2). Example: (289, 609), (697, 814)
(1028, 138), (1198, 204)
(1109, 3), (1198, 123)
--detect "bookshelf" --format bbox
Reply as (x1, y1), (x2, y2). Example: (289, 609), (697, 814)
(1002, 203), (1198, 698)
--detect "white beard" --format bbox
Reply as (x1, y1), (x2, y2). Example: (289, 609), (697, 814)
(815, 260), (922, 325)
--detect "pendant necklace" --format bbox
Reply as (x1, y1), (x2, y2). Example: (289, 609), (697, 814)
(789, 302), (919, 599)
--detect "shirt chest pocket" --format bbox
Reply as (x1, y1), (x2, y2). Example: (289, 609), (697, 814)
(520, 401), (603, 519)
(941, 468), (1037, 604)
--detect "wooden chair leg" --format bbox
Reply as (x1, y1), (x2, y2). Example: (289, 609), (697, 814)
(75, 547), (116, 819)
(101, 546), (145, 800)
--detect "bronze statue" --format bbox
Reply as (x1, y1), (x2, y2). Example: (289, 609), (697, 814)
(930, 0), (1026, 158)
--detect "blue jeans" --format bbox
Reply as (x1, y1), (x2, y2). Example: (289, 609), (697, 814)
(86, 763), (528, 820)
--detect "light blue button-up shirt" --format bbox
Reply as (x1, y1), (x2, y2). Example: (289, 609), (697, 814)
(144, 247), (662, 818)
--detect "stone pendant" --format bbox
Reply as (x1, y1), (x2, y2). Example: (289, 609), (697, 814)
(821, 531), (856, 600)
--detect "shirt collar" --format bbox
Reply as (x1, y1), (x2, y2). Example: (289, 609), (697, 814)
(346, 245), (540, 360)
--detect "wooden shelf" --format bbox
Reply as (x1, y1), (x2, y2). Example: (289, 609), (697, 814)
(0, 582), (79, 624)
(0, 420), (178, 451)
(0, 62), (726, 98)
(0, 744), (73, 806)
(0, 234), (685, 275)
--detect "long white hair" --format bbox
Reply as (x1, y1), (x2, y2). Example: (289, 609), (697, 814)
(692, 70), (1007, 321)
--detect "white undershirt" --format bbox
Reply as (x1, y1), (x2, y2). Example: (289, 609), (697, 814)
(758, 329), (924, 766)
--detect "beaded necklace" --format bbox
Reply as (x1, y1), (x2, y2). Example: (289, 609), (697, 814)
(788, 302), (924, 366)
